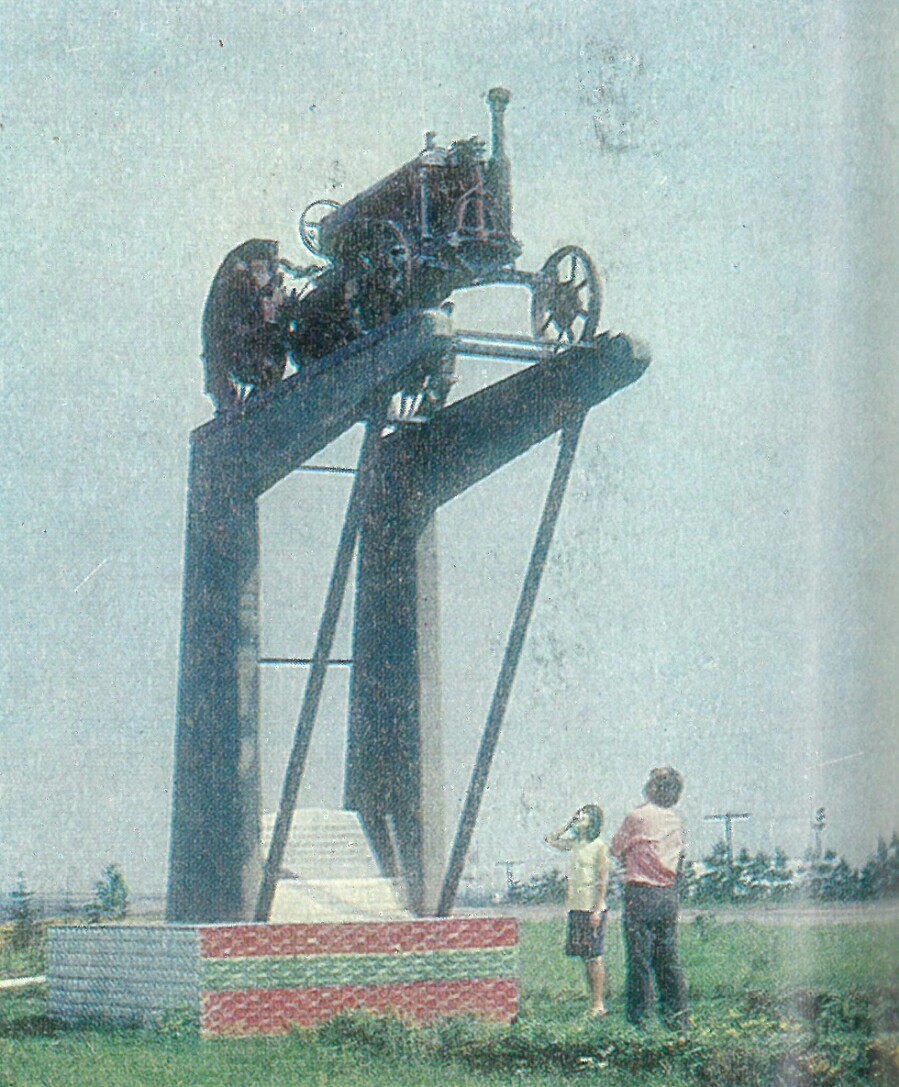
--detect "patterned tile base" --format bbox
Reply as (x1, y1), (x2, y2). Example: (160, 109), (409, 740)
(48, 919), (518, 1035)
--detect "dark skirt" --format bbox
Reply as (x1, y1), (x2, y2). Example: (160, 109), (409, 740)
(565, 909), (607, 959)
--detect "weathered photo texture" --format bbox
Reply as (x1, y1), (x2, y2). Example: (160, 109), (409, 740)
(2, 2), (898, 1084)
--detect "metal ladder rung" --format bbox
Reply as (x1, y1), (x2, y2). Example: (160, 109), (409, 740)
(292, 465), (357, 475)
(259, 657), (353, 666)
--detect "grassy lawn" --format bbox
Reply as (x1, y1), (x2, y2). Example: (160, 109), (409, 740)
(1, 914), (897, 1086)
(521, 911), (899, 1001)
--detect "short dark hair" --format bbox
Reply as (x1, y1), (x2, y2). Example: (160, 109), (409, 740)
(644, 767), (684, 808)
(579, 804), (604, 841)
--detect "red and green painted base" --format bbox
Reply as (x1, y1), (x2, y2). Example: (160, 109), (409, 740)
(48, 918), (518, 1035)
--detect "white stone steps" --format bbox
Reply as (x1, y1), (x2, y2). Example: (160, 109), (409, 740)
(261, 808), (412, 922)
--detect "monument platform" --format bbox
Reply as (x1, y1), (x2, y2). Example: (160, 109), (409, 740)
(262, 808), (410, 922)
(47, 917), (518, 1035)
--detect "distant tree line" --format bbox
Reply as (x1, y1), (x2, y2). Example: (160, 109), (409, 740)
(683, 833), (899, 905)
(506, 833), (899, 907)
(2, 864), (130, 952)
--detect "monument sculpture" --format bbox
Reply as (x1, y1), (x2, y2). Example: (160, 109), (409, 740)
(47, 87), (650, 1036)
(166, 88), (651, 926)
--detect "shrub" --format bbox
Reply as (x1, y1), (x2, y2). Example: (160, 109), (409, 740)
(85, 864), (129, 924)
(7, 873), (39, 951)
(507, 868), (567, 905)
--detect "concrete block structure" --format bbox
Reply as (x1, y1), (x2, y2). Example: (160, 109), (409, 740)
(47, 926), (201, 1026)
(261, 808), (410, 922)
(48, 918), (518, 1035)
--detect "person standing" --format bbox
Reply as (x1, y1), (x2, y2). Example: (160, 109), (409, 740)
(545, 804), (610, 1017)
(611, 767), (689, 1030)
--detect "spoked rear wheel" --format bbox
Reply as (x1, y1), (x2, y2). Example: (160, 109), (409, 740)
(531, 246), (601, 348)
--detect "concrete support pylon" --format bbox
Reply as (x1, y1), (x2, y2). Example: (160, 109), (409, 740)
(166, 471), (262, 923)
(345, 450), (444, 916)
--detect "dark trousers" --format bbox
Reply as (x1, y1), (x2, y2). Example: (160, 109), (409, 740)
(622, 883), (689, 1027)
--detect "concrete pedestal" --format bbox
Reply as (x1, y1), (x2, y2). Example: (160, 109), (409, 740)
(48, 918), (518, 1035)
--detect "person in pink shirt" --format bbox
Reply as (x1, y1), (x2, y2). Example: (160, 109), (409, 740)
(611, 767), (689, 1030)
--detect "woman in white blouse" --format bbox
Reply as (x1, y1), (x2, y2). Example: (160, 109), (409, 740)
(545, 804), (611, 1017)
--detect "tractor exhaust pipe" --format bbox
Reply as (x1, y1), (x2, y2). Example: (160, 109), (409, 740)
(486, 87), (512, 231)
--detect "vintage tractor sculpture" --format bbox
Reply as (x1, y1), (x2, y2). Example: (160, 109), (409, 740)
(201, 88), (602, 415)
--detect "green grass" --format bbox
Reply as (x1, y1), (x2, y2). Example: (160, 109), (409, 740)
(0, 1027), (707, 1087)
(520, 913), (899, 1004)
(0, 937), (45, 983)
(0, 1031), (519, 1087)
(1, 915), (897, 1086)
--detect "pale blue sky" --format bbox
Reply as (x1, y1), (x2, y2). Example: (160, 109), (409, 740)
(2, 0), (897, 895)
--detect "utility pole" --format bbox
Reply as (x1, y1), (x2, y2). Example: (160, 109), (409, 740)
(497, 860), (525, 896)
(812, 807), (826, 861)
(705, 812), (751, 866)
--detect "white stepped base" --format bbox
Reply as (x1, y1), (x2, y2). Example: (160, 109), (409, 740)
(262, 808), (412, 921)
(270, 878), (409, 922)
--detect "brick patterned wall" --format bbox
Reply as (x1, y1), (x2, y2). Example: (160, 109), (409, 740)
(198, 919), (518, 1035)
(46, 918), (518, 1035)
(200, 918), (517, 958)
(203, 979), (518, 1034)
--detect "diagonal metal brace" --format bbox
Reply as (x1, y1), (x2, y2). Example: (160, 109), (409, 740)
(437, 411), (587, 916)
(254, 427), (378, 921)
